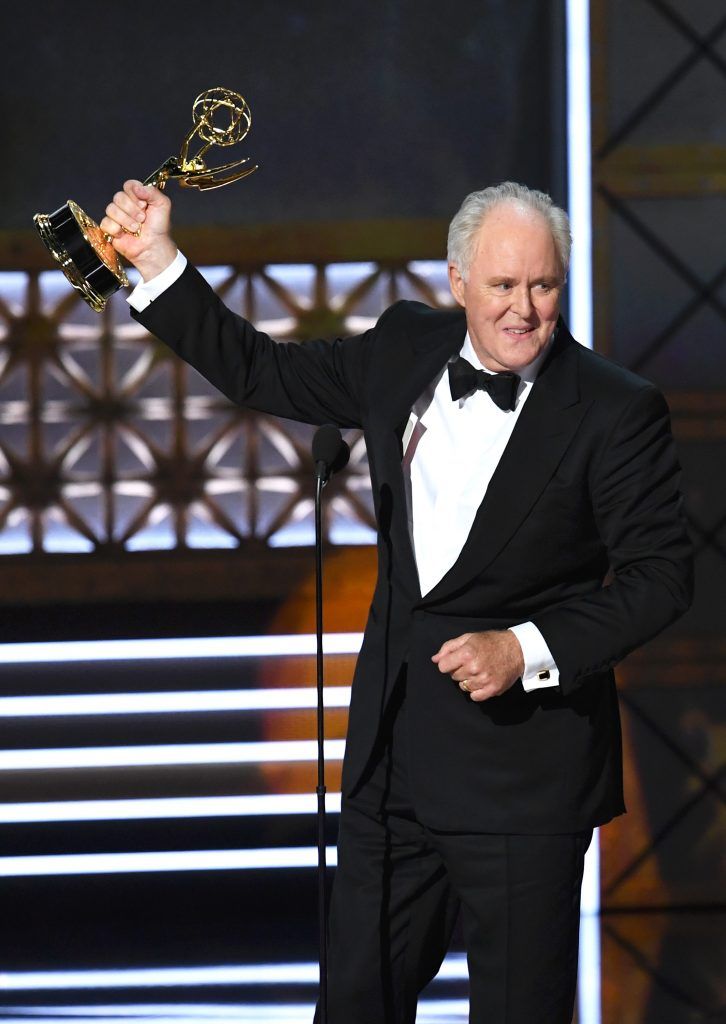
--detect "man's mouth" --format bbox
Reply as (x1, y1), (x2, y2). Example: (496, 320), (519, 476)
(503, 326), (535, 336)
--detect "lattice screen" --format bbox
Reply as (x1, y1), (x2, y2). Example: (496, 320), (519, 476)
(0, 260), (453, 555)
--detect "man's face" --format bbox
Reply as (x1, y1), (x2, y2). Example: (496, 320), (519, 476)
(448, 203), (564, 373)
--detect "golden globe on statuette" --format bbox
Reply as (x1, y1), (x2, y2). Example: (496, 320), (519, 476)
(33, 88), (258, 313)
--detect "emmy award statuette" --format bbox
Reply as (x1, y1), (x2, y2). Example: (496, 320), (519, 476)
(33, 87), (258, 313)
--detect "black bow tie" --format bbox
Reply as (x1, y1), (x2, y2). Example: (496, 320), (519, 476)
(448, 357), (521, 411)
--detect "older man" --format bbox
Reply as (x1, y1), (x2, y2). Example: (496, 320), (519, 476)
(102, 181), (692, 1024)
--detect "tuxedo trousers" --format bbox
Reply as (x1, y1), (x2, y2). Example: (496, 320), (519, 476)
(319, 668), (592, 1024)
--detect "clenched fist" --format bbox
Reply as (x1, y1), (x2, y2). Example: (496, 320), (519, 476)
(99, 180), (177, 283)
(431, 629), (525, 702)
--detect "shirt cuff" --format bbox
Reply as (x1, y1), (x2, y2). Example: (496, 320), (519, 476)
(508, 622), (560, 691)
(126, 250), (187, 311)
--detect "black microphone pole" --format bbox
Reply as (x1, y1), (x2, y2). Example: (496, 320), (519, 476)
(311, 424), (349, 1024)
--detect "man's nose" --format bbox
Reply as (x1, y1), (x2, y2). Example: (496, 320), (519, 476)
(511, 285), (533, 317)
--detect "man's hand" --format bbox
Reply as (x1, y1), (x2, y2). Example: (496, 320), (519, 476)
(99, 180), (177, 283)
(431, 630), (525, 702)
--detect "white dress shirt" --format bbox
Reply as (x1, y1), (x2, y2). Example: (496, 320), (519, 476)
(128, 256), (559, 690)
(403, 333), (559, 691)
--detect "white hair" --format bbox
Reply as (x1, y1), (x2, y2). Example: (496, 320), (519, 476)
(447, 181), (572, 281)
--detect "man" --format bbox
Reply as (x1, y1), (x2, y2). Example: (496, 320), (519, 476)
(102, 180), (692, 1023)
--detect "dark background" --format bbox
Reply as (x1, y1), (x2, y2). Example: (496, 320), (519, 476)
(3, 2), (724, 1019)
(3, 0), (566, 230)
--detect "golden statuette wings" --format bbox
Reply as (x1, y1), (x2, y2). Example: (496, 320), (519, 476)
(145, 87), (258, 191)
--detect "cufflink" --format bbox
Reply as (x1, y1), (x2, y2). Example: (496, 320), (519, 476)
(537, 670), (550, 681)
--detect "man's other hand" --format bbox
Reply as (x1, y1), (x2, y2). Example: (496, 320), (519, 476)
(100, 180), (177, 283)
(431, 630), (525, 701)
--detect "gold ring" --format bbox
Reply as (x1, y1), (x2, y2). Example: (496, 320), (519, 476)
(122, 225), (141, 238)
(459, 679), (470, 693)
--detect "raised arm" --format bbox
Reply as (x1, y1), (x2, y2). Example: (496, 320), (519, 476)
(101, 181), (370, 428)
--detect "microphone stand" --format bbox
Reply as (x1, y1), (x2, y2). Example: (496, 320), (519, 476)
(311, 424), (348, 1024)
(314, 468), (329, 1024)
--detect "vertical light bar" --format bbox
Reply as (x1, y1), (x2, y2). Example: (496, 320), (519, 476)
(579, 828), (600, 920)
(579, 832), (601, 1024)
(567, 1), (600, 1021)
(566, 0), (593, 351)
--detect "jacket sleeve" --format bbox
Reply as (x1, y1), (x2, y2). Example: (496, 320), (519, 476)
(131, 263), (375, 428)
(532, 383), (693, 694)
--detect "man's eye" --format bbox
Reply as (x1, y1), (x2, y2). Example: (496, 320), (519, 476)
(496, 282), (512, 291)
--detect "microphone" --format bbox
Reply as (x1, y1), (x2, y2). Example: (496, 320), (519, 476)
(312, 424), (350, 483)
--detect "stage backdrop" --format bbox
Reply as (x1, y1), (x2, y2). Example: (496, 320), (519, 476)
(2, 0), (566, 231)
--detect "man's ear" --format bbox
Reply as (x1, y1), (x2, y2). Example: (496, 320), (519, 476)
(448, 263), (466, 308)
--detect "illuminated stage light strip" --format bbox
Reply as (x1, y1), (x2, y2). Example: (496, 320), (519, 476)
(0, 1017), (324, 1024)
(0, 633), (363, 665)
(580, 827), (600, 918)
(0, 1015), (320, 1024)
(578, 914), (601, 1024)
(578, 829), (601, 1024)
(0, 1016), (329, 1024)
(566, 3), (600, 1022)
(0, 740), (345, 771)
(566, 0), (593, 351)
(0, 846), (339, 877)
(0, 955), (469, 989)
(0, 1011), (280, 1020)
(0, 793), (343, 824)
(0, 1009), (471, 1024)
(0, 687), (353, 717)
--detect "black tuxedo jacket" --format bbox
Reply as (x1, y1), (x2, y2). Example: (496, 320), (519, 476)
(134, 265), (693, 833)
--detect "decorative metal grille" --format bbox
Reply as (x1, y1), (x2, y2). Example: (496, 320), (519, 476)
(0, 260), (453, 556)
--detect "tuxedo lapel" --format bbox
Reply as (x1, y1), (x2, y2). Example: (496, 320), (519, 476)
(420, 328), (590, 605)
(369, 309), (466, 597)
